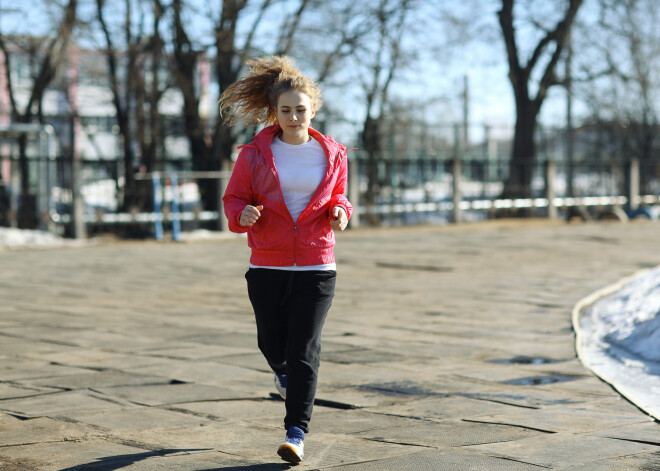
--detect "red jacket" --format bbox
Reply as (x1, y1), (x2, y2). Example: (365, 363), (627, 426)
(223, 125), (353, 267)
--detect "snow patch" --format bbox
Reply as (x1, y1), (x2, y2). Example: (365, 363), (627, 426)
(576, 266), (660, 420)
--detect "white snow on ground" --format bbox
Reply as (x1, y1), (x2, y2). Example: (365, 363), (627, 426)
(0, 227), (241, 250)
(575, 266), (660, 421)
(0, 227), (74, 250)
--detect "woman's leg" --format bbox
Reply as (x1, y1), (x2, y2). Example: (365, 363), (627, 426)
(283, 271), (336, 433)
(245, 269), (290, 375)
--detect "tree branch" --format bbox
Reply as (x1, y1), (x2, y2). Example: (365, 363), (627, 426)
(274, 0), (311, 56)
(533, 0), (583, 110)
(0, 35), (18, 119)
(498, 0), (524, 89)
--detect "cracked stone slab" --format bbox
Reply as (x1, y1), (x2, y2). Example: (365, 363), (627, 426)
(0, 383), (62, 401)
(316, 447), (545, 470)
(557, 451), (660, 470)
(322, 348), (407, 364)
(589, 420), (660, 444)
(463, 433), (659, 468)
(354, 419), (545, 447)
(0, 336), (74, 356)
(60, 450), (256, 471)
(467, 405), (652, 433)
(0, 414), (100, 447)
(211, 352), (271, 372)
(174, 331), (258, 348)
(313, 385), (407, 408)
(123, 360), (266, 387)
(250, 406), (424, 434)
(139, 343), (255, 361)
(17, 371), (172, 391)
(91, 383), (255, 406)
(290, 432), (433, 470)
(67, 406), (215, 431)
(25, 350), (176, 372)
(172, 399), (286, 422)
(0, 360), (95, 382)
(368, 395), (537, 422)
(0, 440), (181, 471)
(0, 390), (131, 416)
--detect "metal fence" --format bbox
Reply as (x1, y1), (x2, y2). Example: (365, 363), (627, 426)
(345, 155), (659, 227)
(2, 151), (658, 239)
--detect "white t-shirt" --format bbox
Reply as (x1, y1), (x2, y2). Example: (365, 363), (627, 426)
(250, 135), (336, 271)
(272, 136), (327, 222)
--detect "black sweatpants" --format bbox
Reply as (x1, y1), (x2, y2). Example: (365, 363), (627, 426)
(245, 268), (336, 433)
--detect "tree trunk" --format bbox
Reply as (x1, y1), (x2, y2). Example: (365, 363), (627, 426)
(502, 100), (538, 199)
(17, 134), (38, 228)
(497, 0), (583, 202)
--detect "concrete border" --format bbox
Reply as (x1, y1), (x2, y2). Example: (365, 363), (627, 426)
(572, 267), (660, 421)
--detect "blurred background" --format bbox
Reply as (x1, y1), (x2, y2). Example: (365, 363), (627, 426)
(0, 0), (658, 239)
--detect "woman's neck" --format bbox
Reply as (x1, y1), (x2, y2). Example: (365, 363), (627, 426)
(280, 133), (311, 145)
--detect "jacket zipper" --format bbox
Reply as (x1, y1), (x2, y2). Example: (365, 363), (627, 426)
(293, 224), (298, 266)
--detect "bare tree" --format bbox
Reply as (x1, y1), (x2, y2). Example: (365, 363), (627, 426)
(168, 0), (315, 214)
(96, 0), (157, 211)
(0, 0), (78, 227)
(576, 0), (659, 168)
(498, 0), (583, 199)
(355, 0), (414, 220)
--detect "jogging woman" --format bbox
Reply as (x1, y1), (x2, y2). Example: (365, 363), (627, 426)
(220, 56), (352, 464)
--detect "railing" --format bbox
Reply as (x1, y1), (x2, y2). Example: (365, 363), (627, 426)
(1, 154), (658, 239)
(346, 157), (658, 227)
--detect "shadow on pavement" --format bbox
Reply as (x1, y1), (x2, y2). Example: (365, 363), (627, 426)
(204, 465), (293, 470)
(57, 449), (211, 470)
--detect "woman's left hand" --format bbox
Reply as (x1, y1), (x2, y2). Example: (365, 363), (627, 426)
(330, 206), (348, 231)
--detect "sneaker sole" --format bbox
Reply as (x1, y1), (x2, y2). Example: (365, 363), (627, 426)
(277, 444), (303, 464)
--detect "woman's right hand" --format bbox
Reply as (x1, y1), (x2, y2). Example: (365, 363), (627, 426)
(240, 205), (264, 227)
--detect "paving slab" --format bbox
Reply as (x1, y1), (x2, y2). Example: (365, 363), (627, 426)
(1, 220), (660, 470)
(0, 390), (132, 417)
(316, 447), (543, 471)
(463, 433), (658, 468)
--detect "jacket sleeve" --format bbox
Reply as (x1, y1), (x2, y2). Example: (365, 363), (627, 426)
(222, 149), (253, 234)
(328, 152), (353, 220)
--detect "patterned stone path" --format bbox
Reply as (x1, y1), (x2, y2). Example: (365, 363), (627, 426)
(1, 220), (659, 470)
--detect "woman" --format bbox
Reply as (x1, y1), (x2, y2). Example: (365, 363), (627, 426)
(220, 56), (352, 464)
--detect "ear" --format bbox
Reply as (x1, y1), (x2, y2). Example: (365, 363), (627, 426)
(311, 109), (316, 118)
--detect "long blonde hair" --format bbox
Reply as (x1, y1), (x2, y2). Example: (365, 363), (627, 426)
(218, 56), (323, 126)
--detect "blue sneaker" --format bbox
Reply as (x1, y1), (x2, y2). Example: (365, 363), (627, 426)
(277, 426), (304, 463)
(274, 373), (287, 400)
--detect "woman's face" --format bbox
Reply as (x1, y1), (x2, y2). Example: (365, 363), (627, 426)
(276, 90), (315, 145)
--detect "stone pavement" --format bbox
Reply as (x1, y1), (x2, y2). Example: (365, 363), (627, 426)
(1, 220), (660, 470)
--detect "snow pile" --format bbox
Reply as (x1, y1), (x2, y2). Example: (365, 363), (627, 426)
(0, 227), (71, 250)
(575, 266), (660, 420)
(599, 270), (660, 363)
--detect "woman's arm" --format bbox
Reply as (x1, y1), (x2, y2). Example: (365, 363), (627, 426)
(222, 150), (254, 233)
(328, 152), (353, 224)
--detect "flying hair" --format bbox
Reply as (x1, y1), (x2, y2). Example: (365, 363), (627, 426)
(218, 56), (323, 126)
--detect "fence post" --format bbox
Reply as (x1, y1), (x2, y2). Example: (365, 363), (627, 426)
(348, 158), (360, 228)
(625, 158), (640, 213)
(545, 160), (557, 219)
(218, 159), (230, 231)
(170, 174), (182, 241)
(452, 157), (462, 224)
(152, 174), (163, 241)
(71, 154), (87, 239)
(452, 123), (462, 224)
